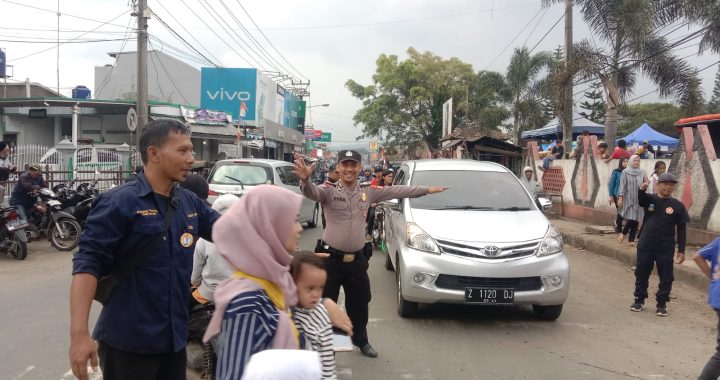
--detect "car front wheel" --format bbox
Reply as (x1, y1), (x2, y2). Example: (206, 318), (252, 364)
(306, 203), (319, 228)
(532, 304), (563, 321)
(396, 257), (418, 318)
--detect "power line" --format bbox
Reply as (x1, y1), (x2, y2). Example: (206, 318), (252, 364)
(148, 39), (191, 105)
(153, 0), (224, 67)
(0, 38), (127, 44)
(0, 0), (129, 29)
(96, 16), (137, 96)
(528, 13), (565, 54)
(149, 9), (221, 68)
(7, 10), (129, 63)
(149, 35), (217, 67)
(523, 7), (550, 47)
(482, 7), (544, 70)
(233, 0), (308, 81)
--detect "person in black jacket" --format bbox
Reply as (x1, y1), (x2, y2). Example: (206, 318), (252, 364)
(630, 172), (689, 317)
(0, 142), (17, 203)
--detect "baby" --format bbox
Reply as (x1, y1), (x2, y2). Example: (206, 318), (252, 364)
(291, 251), (337, 380)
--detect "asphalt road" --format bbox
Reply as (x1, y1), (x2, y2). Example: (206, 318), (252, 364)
(1, 227), (718, 379)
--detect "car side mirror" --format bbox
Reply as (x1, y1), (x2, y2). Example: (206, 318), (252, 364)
(382, 199), (400, 210)
(537, 197), (552, 210)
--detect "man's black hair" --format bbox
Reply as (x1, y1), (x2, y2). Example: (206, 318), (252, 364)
(0, 141), (7, 151)
(138, 118), (191, 164)
(617, 139), (627, 148)
(598, 142), (608, 149)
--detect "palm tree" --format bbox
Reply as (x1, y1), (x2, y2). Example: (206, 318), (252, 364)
(501, 47), (555, 142)
(543, 0), (705, 149)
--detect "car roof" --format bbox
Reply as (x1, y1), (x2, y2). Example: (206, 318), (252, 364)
(214, 158), (291, 167)
(407, 159), (510, 173)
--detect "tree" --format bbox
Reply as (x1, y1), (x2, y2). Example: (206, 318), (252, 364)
(346, 48), (506, 151)
(617, 103), (683, 138)
(579, 81), (606, 124)
(708, 67), (720, 114)
(500, 47), (555, 142)
(543, 0), (705, 150)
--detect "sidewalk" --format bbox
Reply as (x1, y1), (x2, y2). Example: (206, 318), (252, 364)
(553, 217), (710, 292)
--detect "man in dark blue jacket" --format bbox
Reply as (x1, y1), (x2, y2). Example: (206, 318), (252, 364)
(69, 119), (220, 380)
(9, 163), (47, 220)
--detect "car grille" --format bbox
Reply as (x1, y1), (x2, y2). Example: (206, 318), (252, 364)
(435, 275), (543, 291)
(436, 239), (540, 260)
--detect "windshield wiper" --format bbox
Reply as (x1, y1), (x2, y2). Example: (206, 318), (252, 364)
(497, 207), (532, 211)
(223, 175), (245, 189)
(431, 205), (495, 210)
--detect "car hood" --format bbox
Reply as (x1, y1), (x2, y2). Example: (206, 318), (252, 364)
(408, 208), (549, 243)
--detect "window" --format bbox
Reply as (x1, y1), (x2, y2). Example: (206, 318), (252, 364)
(209, 164), (271, 186)
(276, 165), (299, 186)
(409, 170), (534, 210)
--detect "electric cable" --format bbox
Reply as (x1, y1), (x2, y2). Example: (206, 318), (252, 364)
(154, 0), (224, 67)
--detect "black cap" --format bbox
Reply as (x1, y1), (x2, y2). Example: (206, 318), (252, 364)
(374, 166), (383, 172)
(181, 173), (209, 200)
(657, 172), (678, 183)
(338, 150), (361, 163)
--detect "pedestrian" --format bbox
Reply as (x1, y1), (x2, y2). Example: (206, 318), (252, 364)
(597, 142), (610, 160)
(642, 141), (655, 159)
(69, 119), (220, 380)
(538, 140), (564, 171)
(0, 141), (16, 204)
(181, 173), (211, 206)
(202, 185), (352, 379)
(606, 139), (632, 162)
(609, 157), (629, 233)
(10, 163), (47, 220)
(290, 251), (337, 380)
(378, 169), (394, 187)
(359, 166), (373, 183)
(519, 166), (539, 199)
(190, 194), (238, 307)
(617, 155), (647, 244)
(630, 173), (688, 316)
(370, 166), (383, 186)
(293, 150), (447, 357)
(693, 237), (720, 379)
(647, 161), (667, 195)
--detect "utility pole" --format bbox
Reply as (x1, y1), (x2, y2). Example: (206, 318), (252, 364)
(563, 0), (573, 154)
(57, 0), (60, 95)
(136, 0), (149, 148)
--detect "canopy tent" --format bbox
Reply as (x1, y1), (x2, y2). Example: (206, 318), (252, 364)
(618, 123), (678, 147)
(520, 112), (605, 140)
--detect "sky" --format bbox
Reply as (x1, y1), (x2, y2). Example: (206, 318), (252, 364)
(0, 0), (718, 148)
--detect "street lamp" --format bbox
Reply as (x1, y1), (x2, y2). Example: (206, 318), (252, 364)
(308, 103), (330, 108)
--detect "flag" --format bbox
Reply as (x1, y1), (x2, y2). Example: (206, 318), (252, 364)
(239, 101), (248, 118)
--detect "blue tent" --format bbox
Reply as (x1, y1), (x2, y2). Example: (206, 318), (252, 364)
(521, 112), (605, 140)
(618, 123), (678, 147)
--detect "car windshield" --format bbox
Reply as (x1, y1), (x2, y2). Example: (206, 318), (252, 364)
(209, 164), (270, 186)
(409, 170), (534, 210)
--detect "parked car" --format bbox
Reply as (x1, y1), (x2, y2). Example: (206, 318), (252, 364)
(207, 159), (319, 228)
(383, 159), (568, 320)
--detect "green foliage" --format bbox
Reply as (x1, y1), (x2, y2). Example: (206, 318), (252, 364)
(708, 67), (720, 114)
(579, 81), (606, 124)
(617, 103), (683, 137)
(346, 48), (508, 150)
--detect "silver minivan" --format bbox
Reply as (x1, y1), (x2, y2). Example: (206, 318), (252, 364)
(383, 160), (569, 320)
(207, 159), (320, 228)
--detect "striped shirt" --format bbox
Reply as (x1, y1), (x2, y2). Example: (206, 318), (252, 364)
(293, 303), (337, 380)
(215, 290), (279, 380)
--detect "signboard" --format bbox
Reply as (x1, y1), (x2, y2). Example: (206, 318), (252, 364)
(256, 72), (279, 124)
(200, 67), (257, 120)
(316, 132), (332, 142)
(369, 141), (379, 152)
(303, 128), (315, 138)
(442, 98), (453, 137)
(283, 92), (300, 130)
(297, 101), (306, 129)
(126, 108), (137, 131)
(28, 109), (47, 118)
(276, 84), (285, 124)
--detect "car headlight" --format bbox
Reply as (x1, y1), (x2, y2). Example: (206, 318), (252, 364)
(406, 223), (440, 254)
(537, 226), (563, 257)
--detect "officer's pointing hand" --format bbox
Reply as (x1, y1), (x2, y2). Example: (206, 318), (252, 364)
(292, 154), (315, 181)
(428, 186), (449, 194)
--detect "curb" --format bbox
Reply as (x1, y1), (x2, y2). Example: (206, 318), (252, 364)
(559, 229), (710, 292)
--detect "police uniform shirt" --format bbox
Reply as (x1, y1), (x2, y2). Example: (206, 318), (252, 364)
(301, 178), (429, 253)
(72, 172), (220, 354)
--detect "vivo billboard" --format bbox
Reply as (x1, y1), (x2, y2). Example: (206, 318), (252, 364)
(200, 67), (257, 120)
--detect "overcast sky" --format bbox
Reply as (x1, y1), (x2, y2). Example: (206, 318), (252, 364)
(1, 0), (718, 146)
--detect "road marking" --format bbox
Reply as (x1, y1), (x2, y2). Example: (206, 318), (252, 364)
(60, 368), (103, 380)
(14, 366), (34, 379)
(337, 367), (353, 377)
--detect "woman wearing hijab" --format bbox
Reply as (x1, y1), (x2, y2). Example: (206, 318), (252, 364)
(617, 155), (648, 244)
(203, 185), (305, 379)
(609, 157), (629, 233)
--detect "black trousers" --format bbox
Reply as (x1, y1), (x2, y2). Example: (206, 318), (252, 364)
(366, 207), (376, 235)
(622, 220), (640, 242)
(633, 248), (674, 305)
(699, 309), (720, 380)
(98, 341), (186, 380)
(322, 256), (372, 345)
(613, 196), (624, 234)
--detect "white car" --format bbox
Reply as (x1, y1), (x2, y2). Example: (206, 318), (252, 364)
(207, 159), (320, 228)
(383, 159), (569, 320)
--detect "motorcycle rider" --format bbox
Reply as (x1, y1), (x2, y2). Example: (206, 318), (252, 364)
(0, 141), (17, 204)
(10, 163), (47, 221)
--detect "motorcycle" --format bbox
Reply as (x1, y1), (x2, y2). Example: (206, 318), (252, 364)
(188, 303), (216, 379)
(371, 206), (385, 249)
(0, 205), (28, 260)
(53, 172), (100, 229)
(27, 188), (82, 251)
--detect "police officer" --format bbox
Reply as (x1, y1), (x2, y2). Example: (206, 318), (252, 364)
(294, 150), (446, 357)
(321, 163), (340, 229)
(69, 119), (220, 380)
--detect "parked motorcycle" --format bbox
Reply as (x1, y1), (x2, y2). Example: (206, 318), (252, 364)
(0, 205), (28, 260)
(27, 188), (82, 251)
(53, 172), (100, 229)
(371, 206), (385, 248)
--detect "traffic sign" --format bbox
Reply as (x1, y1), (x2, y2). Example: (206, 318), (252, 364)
(316, 133), (332, 142)
(127, 108), (137, 132)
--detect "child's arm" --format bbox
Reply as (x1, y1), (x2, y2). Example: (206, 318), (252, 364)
(693, 253), (712, 279)
(322, 299), (352, 336)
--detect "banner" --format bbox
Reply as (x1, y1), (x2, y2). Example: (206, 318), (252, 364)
(442, 98), (453, 137)
(200, 68), (257, 120)
(369, 141), (379, 152)
(283, 92), (300, 130)
(256, 72), (278, 125)
(276, 84), (286, 125)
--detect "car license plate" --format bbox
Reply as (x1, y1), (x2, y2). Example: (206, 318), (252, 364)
(465, 288), (514, 304)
